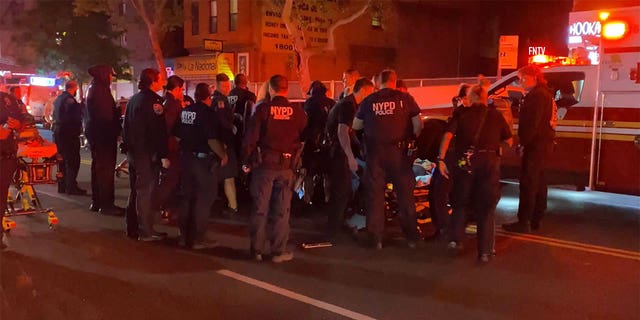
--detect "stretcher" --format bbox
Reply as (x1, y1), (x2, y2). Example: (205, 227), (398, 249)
(3, 128), (60, 233)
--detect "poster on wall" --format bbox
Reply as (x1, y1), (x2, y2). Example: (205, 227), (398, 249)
(237, 53), (249, 76)
(261, 2), (332, 53)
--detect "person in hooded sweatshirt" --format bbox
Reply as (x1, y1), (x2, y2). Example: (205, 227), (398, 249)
(86, 65), (124, 216)
(301, 81), (335, 206)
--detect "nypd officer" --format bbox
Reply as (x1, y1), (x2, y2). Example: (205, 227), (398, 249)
(174, 83), (228, 249)
(438, 83), (513, 262)
(0, 91), (22, 249)
(123, 68), (170, 241)
(503, 65), (555, 233)
(353, 69), (423, 249)
(52, 80), (86, 195)
(212, 73), (240, 215)
(242, 74), (307, 263)
(325, 77), (374, 236)
(228, 73), (256, 137)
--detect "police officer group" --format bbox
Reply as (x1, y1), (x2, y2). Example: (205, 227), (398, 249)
(1, 65), (554, 265)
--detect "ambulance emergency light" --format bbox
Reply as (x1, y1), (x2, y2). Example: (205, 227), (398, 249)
(602, 21), (627, 40)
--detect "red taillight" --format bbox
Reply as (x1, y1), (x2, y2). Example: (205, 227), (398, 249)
(602, 21), (628, 40)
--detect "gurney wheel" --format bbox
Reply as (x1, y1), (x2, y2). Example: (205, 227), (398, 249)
(115, 171), (121, 178)
(48, 224), (55, 230)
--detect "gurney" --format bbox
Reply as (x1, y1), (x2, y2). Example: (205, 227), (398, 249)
(3, 128), (60, 232)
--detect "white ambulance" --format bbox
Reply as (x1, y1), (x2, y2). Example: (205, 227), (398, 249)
(421, 6), (640, 195)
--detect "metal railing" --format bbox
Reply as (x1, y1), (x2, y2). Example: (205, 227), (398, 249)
(249, 76), (494, 101)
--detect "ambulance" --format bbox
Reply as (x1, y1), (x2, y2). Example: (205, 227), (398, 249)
(420, 6), (640, 195)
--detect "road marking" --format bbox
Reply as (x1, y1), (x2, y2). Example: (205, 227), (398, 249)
(81, 159), (91, 165)
(496, 229), (640, 261)
(217, 269), (377, 320)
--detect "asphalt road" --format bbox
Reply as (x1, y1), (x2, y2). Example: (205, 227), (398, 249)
(1, 131), (639, 320)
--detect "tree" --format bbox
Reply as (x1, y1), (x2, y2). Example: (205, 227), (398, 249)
(269, 0), (381, 92)
(74, 0), (184, 82)
(14, 0), (128, 87)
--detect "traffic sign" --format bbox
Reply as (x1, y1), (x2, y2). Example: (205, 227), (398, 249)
(498, 35), (519, 69)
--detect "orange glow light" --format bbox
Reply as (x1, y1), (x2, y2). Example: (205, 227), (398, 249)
(598, 11), (610, 21)
(531, 55), (550, 64)
(602, 21), (627, 40)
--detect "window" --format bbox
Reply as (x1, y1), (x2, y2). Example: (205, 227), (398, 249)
(371, 15), (382, 29)
(191, 1), (199, 35)
(545, 72), (586, 108)
(229, 0), (238, 31)
(209, 0), (218, 34)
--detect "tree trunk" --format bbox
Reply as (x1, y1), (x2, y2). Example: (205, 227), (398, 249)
(297, 51), (311, 96)
(147, 26), (167, 82)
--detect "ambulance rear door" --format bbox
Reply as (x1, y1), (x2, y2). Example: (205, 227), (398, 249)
(591, 6), (640, 195)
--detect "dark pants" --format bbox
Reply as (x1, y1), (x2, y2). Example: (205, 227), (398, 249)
(178, 153), (217, 245)
(428, 163), (452, 233)
(517, 142), (552, 225)
(154, 152), (181, 212)
(125, 157), (138, 237)
(125, 153), (159, 237)
(450, 153), (501, 255)
(55, 132), (81, 191)
(249, 168), (294, 255)
(1, 157), (17, 228)
(364, 146), (417, 241)
(90, 140), (117, 208)
(327, 149), (352, 233)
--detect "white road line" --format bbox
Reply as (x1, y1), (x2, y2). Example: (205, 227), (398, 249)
(217, 269), (378, 320)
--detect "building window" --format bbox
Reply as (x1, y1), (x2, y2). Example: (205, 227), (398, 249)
(209, 0), (218, 33)
(371, 15), (382, 29)
(229, 0), (238, 31)
(119, 1), (126, 16)
(191, 1), (199, 35)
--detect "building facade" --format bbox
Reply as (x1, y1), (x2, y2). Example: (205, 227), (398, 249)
(182, 0), (401, 92)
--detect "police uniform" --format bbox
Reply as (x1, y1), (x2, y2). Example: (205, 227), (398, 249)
(446, 103), (512, 257)
(325, 93), (358, 234)
(122, 88), (168, 239)
(427, 105), (468, 236)
(154, 92), (182, 214)
(228, 86), (257, 136)
(174, 100), (220, 246)
(0, 92), (19, 245)
(513, 84), (555, 230)
(242, 95), (307, 258)
(356, 88), (420, 245)
(212, 90), (238, 180)
(52, 90), (84, 194)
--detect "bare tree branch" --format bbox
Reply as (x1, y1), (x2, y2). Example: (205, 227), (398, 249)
(324, 0), (370, 50)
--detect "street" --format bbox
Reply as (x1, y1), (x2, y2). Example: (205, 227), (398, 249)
(1, 131), (639, 320)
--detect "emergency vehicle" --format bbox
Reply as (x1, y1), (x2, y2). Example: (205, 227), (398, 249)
(419, 6), (640, 195)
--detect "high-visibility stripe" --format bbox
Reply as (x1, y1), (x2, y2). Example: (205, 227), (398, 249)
(556, 132), (637, 142)
(557, 120), (640, 129)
